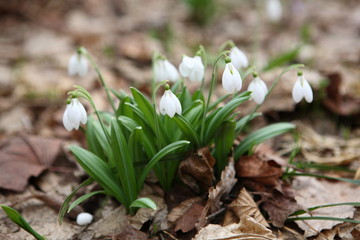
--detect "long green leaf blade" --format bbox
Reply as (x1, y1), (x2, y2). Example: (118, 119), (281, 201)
(234, 122), (295, 159)
(68, 190), (105, 214)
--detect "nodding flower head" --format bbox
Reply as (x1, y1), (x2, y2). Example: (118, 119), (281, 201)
(222, 58), (242, 92)
(229, 47), (249, 69)
(153, 58), (180, 83)
(292, 71), (313, 103)
(62, 98), (87, 131)
(68, 53), (89, 77)
(248, 72), (268, 104)
(159, 85), (182, 118)
(179, 55), (205, 82)
(266, 0), (282, 23)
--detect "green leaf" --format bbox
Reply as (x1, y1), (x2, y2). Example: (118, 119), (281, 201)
(68, 190), (105, 214)
(58, 178), (94, 224)
(234, 122), (295, 160)
(173, 115), (201, 147)
(214, 120), (236, 173)
(138, 140), (190, 190)
(208, 94), (231, 112)
(204, 91), (251, 144)
(0, 205), (46, 240)
(130, 87), (155, 129)
(69, 146), (126, 206)
(183, 99), (204, 126)
(235, 112), (262, 134)
(130, 197), (157, 210)
(110, 119), (137, 202)
(290, 202), (360, 216)
(285, 172), (360, 186)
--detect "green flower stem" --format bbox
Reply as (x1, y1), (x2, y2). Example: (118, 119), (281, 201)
(237, 64), (305, 134)
(200, 51), (229, 145)
(151, 81), (168, 150)
(78, 47), (116, 112)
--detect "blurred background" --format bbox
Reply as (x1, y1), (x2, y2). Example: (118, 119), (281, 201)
(0, 0), (360, 140)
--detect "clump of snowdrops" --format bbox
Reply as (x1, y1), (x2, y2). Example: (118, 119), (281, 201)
(59, 42), (313, 218)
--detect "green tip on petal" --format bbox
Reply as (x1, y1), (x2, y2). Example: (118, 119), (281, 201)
(66, 98), (71, 104)
(225, 56), (232, 64)
(164, 84), (170, 90)
(297, 71), (303, 76)
(253, 71), (258, 78)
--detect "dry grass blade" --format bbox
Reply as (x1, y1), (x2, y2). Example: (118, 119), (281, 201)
(228, 188), (269, 227)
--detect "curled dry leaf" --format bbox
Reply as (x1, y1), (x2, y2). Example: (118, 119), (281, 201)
(297, 122), (360, 165)
(236, 154), (282, 192)
(179, 147), (216, 193)
(168, 197), (202, 225)
(224, 188), (269, 227)
(196, 159), (237, 230)
(0, 135), (62, 192)
(193, 215), (276, 240)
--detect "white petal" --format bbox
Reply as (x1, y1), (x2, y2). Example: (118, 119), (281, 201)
(179, 55), (193, 78)
(292, 79), (304, 103)
(76, 212), (93, 226)
(67, 99), (82, 127)
(77, 56), (89, 77)
(253, 81), (266, 104)
(230, 47), (249, 69)
(77, 101), (87, 124)
(164, 60), (179, 82)
(222, 64), (235, 92)
(267, 0), (282, 22)
(190, 56), (205, 82)
(169, 91), (182, 116)
(301, 77), (313, 103)
(154, 60), (166, 82)
(68, 54), (78, 76)
(164, 91), (176, 117)
(159, 94), (167, 115)
(62, 105), (74, 131)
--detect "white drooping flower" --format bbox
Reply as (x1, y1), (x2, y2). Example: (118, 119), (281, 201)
(266, 0), (283, 23)
(62, 98), (87, 131)
(222, 62), (242, 92)
(68, 53), (89, 77)
(159, 86), (182, 118)
(154, 58), (180, 82)
(292, 73), (313, 103)
(179, 55), (205, 82)
(248, 74), (268, 104)
(76, 212), (93, 226)
(229, 47), (249, 69)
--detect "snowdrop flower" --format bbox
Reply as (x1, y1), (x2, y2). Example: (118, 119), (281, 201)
(159, 85), (182, 118)
(266, 0), (283, 23)
(292, 71), (313, 103)
(222, 58), (242, 92)
(229, 47), (249, 69)
(179, 55), (204, 82)
(68, 53), (89, 77)
(248, 72), (268, 104)
(76, 212), (93, 226)
(62, 98), (87, 131)
(154, 58), (180, 82)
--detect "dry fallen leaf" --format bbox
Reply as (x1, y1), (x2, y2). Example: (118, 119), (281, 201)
(168, 197), (202, 225)
(193, 215), (276, 240)
(197, 159), (237, 230)
(0, 135), (62, 192)
(225, 188), (269, 227)
(236, 154), (282, 192)
(297, 122), (360, 165)
(179, 147), (216, 193)
(292, 176), (360, 238)
(111, 223), (149, 240)
(262, 183), (300, 228)
(175, 202), (205, 233)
